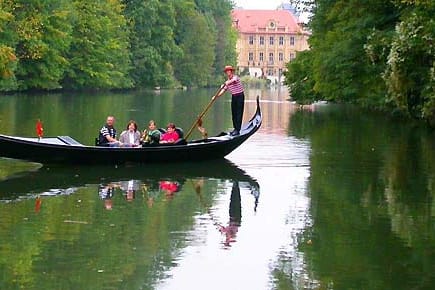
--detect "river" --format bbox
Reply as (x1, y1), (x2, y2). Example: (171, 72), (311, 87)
(0, 88), (434, 290)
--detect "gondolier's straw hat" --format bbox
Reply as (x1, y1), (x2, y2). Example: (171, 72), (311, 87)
(224, 65), (235, 72)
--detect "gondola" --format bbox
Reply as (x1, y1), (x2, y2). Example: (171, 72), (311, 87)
(0, 97), (261, 165)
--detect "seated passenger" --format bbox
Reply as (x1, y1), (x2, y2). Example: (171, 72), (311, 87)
(141, 120), (161, 145)
(119, 120), (141, 147)
(98, 116), (122, 147)
(160, 123), (180, 144)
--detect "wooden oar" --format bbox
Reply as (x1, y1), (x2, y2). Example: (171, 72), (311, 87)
(184, 84), (225, 141)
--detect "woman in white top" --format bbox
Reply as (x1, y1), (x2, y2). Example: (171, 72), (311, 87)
(119, 120), (141, 147)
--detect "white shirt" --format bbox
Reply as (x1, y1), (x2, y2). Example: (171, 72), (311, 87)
(128, 132), (135, 144)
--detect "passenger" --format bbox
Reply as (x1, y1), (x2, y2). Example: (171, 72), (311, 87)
(141, 120), (161, 145)
(98, 116), (122, 147)
(160, 123), (180, 144)
(119, 120), (141, 147)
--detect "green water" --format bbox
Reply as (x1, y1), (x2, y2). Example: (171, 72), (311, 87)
(0, 89), (434, 289)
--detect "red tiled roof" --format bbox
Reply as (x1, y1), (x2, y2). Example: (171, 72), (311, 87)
(232, 9), (302, 34)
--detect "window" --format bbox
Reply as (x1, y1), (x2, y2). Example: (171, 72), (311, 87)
(249, 35), (254, 45)
(279, 52), (283, 62)
(269, 36), (274, 45)
(290, 36), (295, 46)
(248, 52), (254, 61)
(279, 36), (284, 45)
(268, 68), (274, 76)
(259, 52), (264, 61)
(279, 68), (283, 76)
(259, 36), (264, 45)
(290, 52), (295, 61)
(269, 52), (274, 63)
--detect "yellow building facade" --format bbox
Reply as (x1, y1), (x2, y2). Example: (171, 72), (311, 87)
(232, 10), (309, 83)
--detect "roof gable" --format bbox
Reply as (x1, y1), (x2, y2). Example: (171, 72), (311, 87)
(232, 9), (301, 34)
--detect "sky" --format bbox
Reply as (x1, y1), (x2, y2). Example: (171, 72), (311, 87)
(233, 0), (286, 10)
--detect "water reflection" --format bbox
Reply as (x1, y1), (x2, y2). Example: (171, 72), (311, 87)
(285, 105), (435, 290)
(98, 179), (185, 210)
(0, 160), (262, 290)
(217, 181), (241, 248)
(0, 88), (317, 290)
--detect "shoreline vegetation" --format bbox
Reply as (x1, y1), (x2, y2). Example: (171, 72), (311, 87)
(0, 0), (236, 92)
(1, 1), (433, 127)
(284, 0), (434, 126)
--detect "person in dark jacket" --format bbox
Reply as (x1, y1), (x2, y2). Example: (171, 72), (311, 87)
(98, 116), (122, 147)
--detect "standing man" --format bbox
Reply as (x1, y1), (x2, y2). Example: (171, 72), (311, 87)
(216, 65), (245, 136)
(98, 116), (122, 147)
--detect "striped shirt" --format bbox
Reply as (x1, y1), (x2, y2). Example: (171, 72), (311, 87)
(100, 125), (116, 138)
(224, 75), (244, 95)
(99, 125), (116, 145)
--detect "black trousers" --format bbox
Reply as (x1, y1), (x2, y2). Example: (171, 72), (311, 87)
(231, 92), (245, 132)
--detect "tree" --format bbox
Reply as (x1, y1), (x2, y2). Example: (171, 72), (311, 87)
(0, 0), (237, 91)
(64, 0), (132, 89)
(12, 0), (74, 90)
(286, 0), (434, 124)
(0, 1), (17, 90)
(284, 50), (319, 104)
(384, 1), (435, 123)
(124, 0), (180, 88)
(173, 0), (216, 87)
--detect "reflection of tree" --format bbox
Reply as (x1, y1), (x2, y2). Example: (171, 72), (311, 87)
(277, 105), (435, 289)
(0, 159), (263, 289)
(0, 178), (220, 289)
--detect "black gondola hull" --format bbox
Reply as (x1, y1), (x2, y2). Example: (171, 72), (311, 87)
(0, 98), (262, 165)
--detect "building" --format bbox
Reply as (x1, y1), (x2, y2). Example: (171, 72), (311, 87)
(232, 9), (309, 84)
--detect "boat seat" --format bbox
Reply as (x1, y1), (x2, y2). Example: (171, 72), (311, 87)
(58, 136), (84, 146)
(175, 128), (184, 139)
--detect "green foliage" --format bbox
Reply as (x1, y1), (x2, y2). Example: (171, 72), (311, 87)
(64, 0), (132, 89)
(14, 0), (74, 90)
(284, 50), (319, 104)
(173, 0), (216, 87)
(0, 1), (18, 90)
(124, 0), (180, 88)
(0, 0), (236, 91)
(384, 3), (435, 121)
(124, 0), (235, 88)
(288, 0), (434, 124)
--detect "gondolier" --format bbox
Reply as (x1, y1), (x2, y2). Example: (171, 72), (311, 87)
(216, 65), (245, 136)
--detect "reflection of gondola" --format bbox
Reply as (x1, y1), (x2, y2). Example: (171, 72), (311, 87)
(0, 98), (261, 165)
(0, 160), (259, 200)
